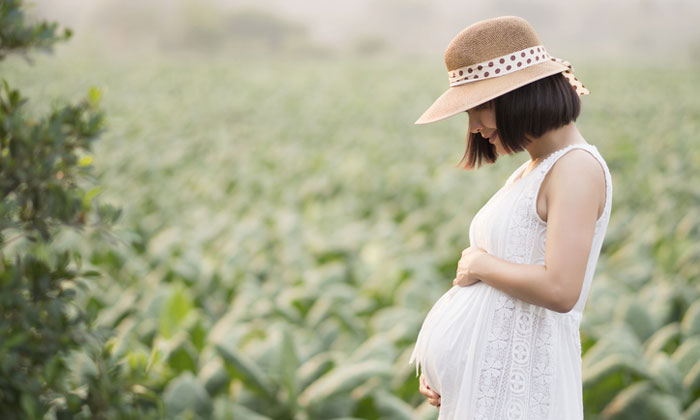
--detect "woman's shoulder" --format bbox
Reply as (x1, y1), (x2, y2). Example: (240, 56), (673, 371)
(549, 145), (607, 180)
(544, 145), (608, 217)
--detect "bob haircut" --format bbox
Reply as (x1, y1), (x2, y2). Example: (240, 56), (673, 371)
(459, 72), (581, 169)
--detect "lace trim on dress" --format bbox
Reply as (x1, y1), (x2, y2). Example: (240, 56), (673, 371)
(473, 296), (557, 420)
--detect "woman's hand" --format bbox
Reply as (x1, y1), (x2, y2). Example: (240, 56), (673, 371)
(453, 246), (487, 287)
(419, 374), (441, 408)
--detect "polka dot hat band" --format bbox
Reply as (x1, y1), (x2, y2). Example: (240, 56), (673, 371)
(415, 16), (590, 125)
(448, 44), (589, 95)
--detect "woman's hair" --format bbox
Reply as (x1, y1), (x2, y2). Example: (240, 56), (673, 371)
(459, 72), (581, 169)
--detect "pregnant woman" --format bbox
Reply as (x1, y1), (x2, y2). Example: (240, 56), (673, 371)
(408, 16), (612, 419)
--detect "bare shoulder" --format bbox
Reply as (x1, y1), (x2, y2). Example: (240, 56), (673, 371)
(549, 148), (605, 186)
(546, 147), (606, 218)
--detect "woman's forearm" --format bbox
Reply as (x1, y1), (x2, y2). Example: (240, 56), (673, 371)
(473, 253), (577, 313)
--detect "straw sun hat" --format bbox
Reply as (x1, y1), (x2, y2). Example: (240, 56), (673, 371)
(416, 16), (588, 125)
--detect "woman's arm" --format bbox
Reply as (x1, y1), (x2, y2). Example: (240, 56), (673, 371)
(455, 150), (606, 313)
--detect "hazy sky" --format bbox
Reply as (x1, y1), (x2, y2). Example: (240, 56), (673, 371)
(30, 0), (700, 62)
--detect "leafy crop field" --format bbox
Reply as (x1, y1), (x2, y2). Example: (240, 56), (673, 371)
(3, 51), (700, 419)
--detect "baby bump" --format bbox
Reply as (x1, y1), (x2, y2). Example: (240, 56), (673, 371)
(416, 282), (502, 394)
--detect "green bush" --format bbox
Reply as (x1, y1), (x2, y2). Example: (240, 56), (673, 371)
(0, 1), (158, 418)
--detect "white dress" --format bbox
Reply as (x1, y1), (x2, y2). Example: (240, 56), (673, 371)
(409, 143), (613, 420)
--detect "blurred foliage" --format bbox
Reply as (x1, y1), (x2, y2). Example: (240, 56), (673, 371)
(0, 0), (71, 60)
(225, 8), (307, 49)
(351, 35), (389, 57)
(159, 3), (327, 57)
(0, 80), (104, 239)
(2, 18), (699, 420)
(0, 1), (157, 418)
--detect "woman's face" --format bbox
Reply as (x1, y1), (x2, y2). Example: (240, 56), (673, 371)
(466, 104), (507, 155)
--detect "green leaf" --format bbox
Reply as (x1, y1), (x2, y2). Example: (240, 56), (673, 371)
(162, 334), (198, 374)
(583, 326), (643, 370)
(0, 331), (28, 350)
(685, 398), (700, 420)
(163, 372), (213, 419)
(298, 359), (392, 408)
(643, 322), (681, 357)
(198, 358), (230, 397)
(298, 351), (336, 392)
(69, 351), (98, 384)
(373, 389), (419, 420)
(78, 155), (93, 167)
(600, 380), (653, 419)
(646, 393), (684, 420)
(306, 297), (333, 328)
(159, 286), (193, 339)
(347, 333), (396, 364)
(684, 359), (700, 393)
(125, 348), (149, 374)
(614, 298), (656, 342)
(87, 86), (102, 107)
(43, 355), (63, 386)
(279, 328), (299, 404)
(413, 399), (441, 420)
(20, 393), (39, 420)
(95, 290), (136, 329)
(80, 270), (101, 278)
(671, 336), (700, 374)
(681, 300), (700, 337)
(583, 353), (649, 389)
(215, 342), (275, 400)
(227, 403), (274, 420)
(648, 353), (684, 397)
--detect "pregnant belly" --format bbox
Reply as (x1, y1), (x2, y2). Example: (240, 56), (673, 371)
(410, 282), (502, 394)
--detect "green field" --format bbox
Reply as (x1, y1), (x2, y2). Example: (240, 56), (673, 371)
(3, 49), (700, 419)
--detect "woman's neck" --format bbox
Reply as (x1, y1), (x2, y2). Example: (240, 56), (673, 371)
(525, 123), (587, 163)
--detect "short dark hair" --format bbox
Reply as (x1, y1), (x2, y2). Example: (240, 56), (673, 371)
(458, 73), (581, 169)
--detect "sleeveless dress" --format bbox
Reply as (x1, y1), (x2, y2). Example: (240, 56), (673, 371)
(408, 143), (613, 420)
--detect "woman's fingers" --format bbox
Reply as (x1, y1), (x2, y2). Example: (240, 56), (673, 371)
(419, 375), (432, 396)
(454, 273), (470, 287)
(419, 375), (441, 406)
(425, 393), (441, 406)
(455, 270), (467, 282)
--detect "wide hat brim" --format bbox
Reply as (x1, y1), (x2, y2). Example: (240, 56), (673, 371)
(415, 59), (570, 125)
